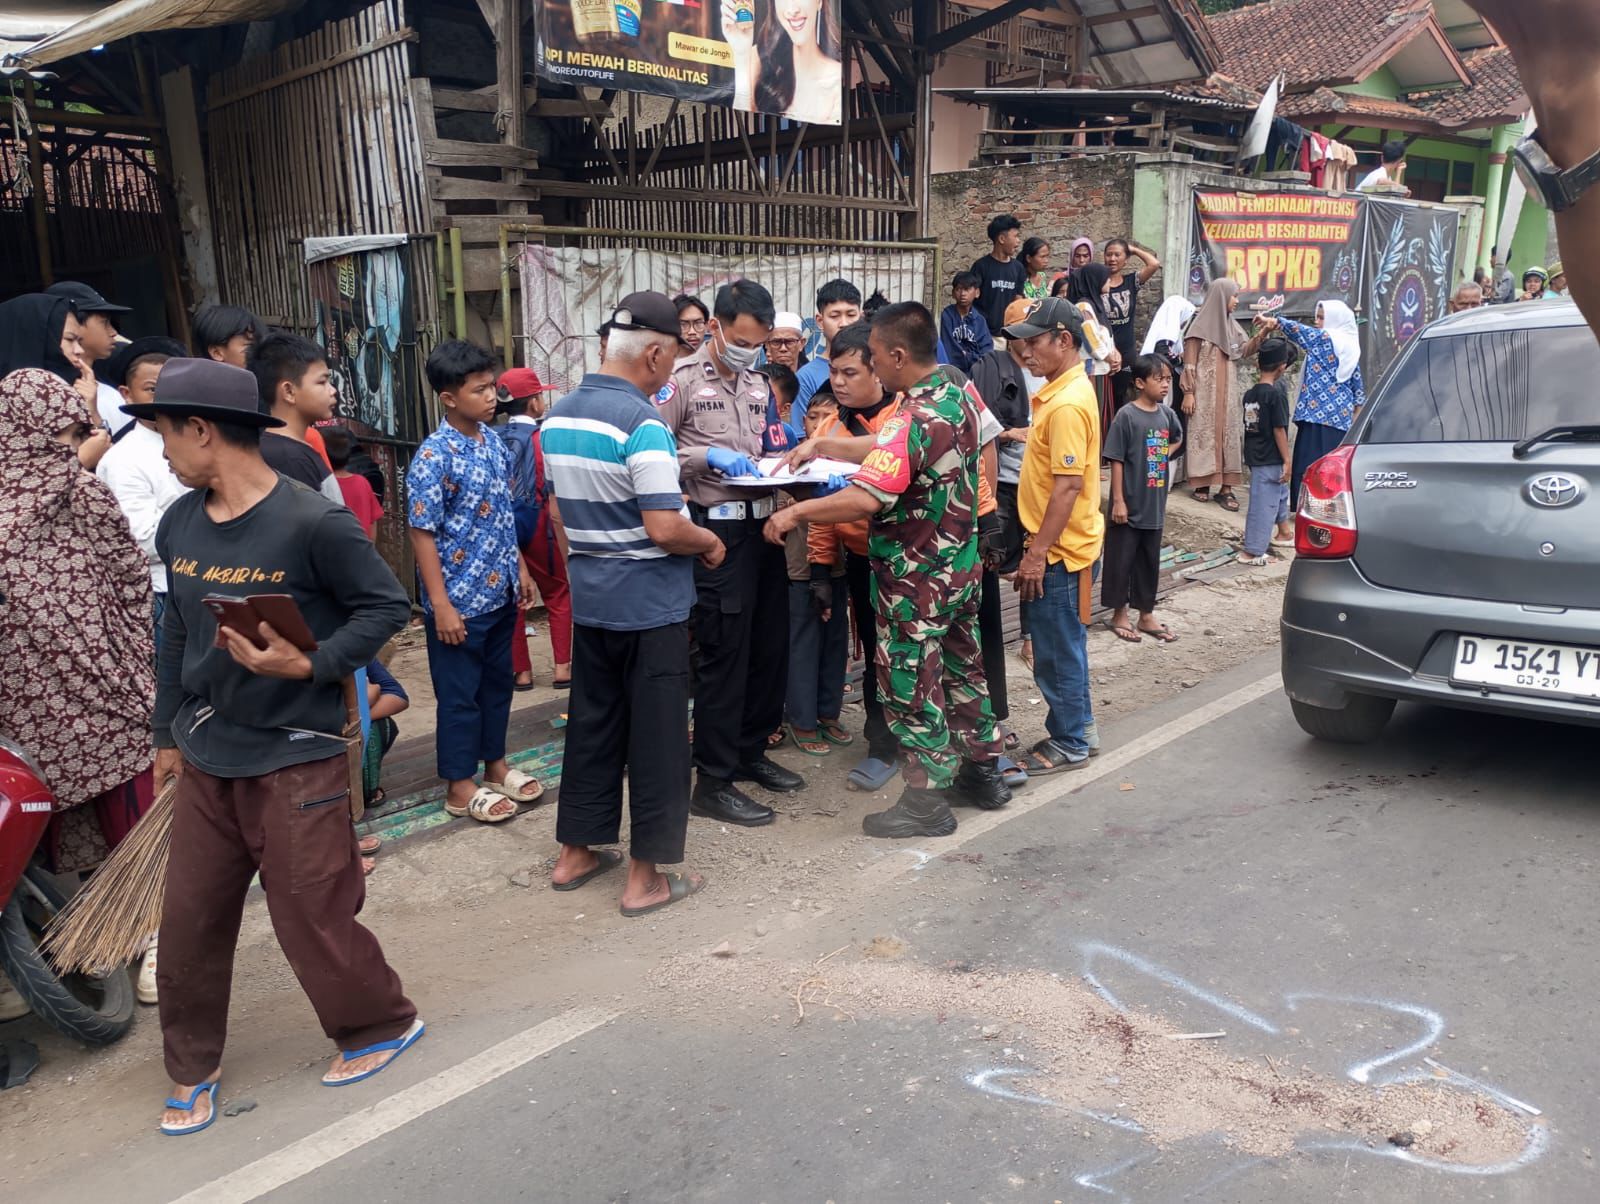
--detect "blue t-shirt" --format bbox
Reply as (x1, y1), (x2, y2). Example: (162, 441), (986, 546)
(542, 374), (696, 632)
(405, 421), (521, 618)
(790, 357), (832, 429)
(1277, 318), (1366, 431)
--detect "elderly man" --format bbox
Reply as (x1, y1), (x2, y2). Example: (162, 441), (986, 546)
(1448, 280), (1485, 313)
(766, 312), (807, 371)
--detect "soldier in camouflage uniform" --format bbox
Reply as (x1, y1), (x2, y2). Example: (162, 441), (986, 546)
(764, 302), (1010, 838)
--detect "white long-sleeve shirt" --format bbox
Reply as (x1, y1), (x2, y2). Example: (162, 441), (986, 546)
(96, 421), (189, 593)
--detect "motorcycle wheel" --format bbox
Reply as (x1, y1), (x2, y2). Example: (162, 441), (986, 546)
(0, 866), (134, 1046)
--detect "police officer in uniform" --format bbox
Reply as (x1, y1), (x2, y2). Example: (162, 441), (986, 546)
(656, 279), (803, 825)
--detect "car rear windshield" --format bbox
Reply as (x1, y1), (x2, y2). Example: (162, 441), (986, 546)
(1362, 324), (1600, 443)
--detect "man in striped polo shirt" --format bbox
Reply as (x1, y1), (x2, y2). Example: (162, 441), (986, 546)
(540, 292), (725, 916)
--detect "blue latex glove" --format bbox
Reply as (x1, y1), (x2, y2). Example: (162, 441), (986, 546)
(707, 447), (761, 478)
(817, 473), (847, 497)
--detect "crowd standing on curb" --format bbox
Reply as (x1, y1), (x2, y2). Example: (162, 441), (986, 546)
(20, 162), (1600, 1131)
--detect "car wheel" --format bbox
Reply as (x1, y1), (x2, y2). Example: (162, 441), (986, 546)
(1290, 695), (1396, 744)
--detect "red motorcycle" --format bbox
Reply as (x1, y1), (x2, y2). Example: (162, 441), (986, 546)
(0, 737), (134, 1047)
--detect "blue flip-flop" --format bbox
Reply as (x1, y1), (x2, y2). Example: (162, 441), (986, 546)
(848, 756), (897, 791)
(997, 755), (1029, 790)
(160, 1080), (220, 1136)
(322, 1018), (426, 1087)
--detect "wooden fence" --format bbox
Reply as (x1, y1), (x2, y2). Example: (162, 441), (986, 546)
(204, 0), (429, 325)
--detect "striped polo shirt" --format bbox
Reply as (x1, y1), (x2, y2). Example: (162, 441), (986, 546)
(541, 373), (696, 631)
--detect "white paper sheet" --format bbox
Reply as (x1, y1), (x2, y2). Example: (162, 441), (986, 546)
(722, 456), (863, 487)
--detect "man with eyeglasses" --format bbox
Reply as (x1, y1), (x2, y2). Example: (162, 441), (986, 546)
(765, 312), (808, 372)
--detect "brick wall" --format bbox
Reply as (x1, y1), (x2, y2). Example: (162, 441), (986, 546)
(929, 156), (1137, 283)
(929, 155), (1173, 340)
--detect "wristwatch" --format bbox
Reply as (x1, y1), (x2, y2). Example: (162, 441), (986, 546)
(1513, 129), (1600, 213)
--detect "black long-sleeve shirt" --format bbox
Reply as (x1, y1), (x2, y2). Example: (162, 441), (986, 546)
(154, 476), (411, 777)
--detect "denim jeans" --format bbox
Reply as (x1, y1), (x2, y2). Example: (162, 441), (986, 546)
(785, 578), (849, 729)
(1243, 463), (1290, 556)
(1022, 561), (1095, 758)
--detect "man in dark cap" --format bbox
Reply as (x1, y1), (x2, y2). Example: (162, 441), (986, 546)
(540, 292), (722, 916)
(133, 358), (420, 1137)
(45, 280), (133, 438)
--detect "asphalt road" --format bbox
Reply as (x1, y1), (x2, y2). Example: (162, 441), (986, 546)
(15, 653), (1598, 1203)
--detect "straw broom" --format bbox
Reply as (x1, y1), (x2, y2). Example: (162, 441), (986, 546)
(42, 776), (177, 976)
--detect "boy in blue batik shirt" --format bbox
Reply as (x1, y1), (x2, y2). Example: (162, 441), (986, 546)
(939, 271), (994, 374)
(407, 340), (542, 824)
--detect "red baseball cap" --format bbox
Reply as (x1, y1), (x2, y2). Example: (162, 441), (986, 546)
(498, 367), (553, 399)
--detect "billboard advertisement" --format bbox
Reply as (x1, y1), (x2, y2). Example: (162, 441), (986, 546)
(535, 0), (842, 124)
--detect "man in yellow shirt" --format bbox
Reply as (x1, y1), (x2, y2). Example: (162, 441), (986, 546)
(1005, 297), (1106, 773)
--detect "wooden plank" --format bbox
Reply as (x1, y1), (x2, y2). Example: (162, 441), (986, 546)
(531, 177), (915, 212)
(206, 27), (417, 111)
(441, 214), (544, 245)
(424, 138), (540, 169)
(429, 176), (544, 202)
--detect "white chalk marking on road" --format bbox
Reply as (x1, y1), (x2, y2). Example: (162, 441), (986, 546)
(1284, 992), (1443, 1084)
(858, 671), (1282, 889)
(171, 1006), (619, 1204)
(1080, 941), (1281, 1035)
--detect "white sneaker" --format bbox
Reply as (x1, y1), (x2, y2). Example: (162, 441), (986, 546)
(0, 973), (29, 1021)
(137, 941), (159, 1005)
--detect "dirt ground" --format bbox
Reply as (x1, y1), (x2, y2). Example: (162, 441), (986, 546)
(0, 484), (1295, 1183)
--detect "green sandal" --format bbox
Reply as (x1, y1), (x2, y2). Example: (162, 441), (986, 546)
(785, 723), (832, 757)
(818, 718), (854, 747)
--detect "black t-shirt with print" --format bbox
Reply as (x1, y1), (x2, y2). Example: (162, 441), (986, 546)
(1243, 380), (1291, 467)
(1103, 273), (1141, 359)
(970, 254), (1029, 333)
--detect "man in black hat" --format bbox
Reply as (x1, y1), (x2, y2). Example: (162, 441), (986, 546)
(540, 291), (722, 916)
(45, 280), (134, 438)
(131, 358), (420, 1137)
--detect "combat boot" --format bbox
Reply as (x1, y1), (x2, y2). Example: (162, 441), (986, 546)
(862, 785), (957, 839)
(950, 759), (1012, 810)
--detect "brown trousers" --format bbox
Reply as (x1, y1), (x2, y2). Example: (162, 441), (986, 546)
(157, 753), (415, 1085)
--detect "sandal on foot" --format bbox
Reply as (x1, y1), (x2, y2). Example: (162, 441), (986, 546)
(1002, 727), (1021, 751)
(620, 871), (705, 918)
(848, 756), (898, 791)
(484, 768), (544, 805)
(1192, 487), (1211, 502)
(819, 719), (854, 747)
(160, 1080), (219, 1136)
(552, 677), (571, 690)
(447, 787), (518, 823)
(786, 724), (831, 757)
(1139, 625), (1179, 644)
(766, 728), (787, 750)
(1015, 739), (1088, 776)
(552, 849), (624, 892)
(1109, 623), (1142, 643)
(323, 1018), (426, 1087)
(1270, 534), (1297, 548)
(998, 755), (1029, 789)
(1214, 491), (1240, 512)
(358, 834), (382, 856)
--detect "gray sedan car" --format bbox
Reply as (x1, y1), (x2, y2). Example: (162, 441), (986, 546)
(1282, 299), (1600, 742)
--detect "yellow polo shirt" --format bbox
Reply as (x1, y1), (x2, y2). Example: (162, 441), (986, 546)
(1018, 362), (1104, 570)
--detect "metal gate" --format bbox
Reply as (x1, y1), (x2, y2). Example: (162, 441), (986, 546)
(500, 224), (941, 385)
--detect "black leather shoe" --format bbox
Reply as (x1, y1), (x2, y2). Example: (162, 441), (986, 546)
(691, 780), (775, 827)
(951, 759), (1013, 811)
(733, 757), (805, 794)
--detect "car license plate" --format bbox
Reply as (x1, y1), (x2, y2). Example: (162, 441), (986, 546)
(1452, 635), (1600, 702)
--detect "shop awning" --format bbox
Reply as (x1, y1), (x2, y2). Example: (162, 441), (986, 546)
(6, 0), (295, 67)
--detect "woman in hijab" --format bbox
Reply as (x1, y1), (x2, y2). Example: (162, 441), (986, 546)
(1067, 237), (1094, 271)
(1180, 279), (1266, 509)
(1066, 263), (1119, 427)
(1142, 295), (1197, 447)
(0, 368), (155, 874)
(1259, 299), (1366, 507)
(0, 294), (112, 470)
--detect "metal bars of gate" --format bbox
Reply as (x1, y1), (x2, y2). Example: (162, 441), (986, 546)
(497, 223), (941, 382)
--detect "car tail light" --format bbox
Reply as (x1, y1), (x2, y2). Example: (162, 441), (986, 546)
(1295, 445), (1358, 559)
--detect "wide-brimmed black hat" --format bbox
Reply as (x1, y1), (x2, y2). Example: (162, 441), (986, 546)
(121, 357), (284, 427)
(45, 280), (131, 315)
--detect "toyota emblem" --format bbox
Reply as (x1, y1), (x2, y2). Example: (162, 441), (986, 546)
(1524, 473), (1586, 508)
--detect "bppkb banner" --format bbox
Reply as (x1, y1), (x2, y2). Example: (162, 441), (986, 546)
(536, 0), (842, 125)
(1187, 188), (1459, 379)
